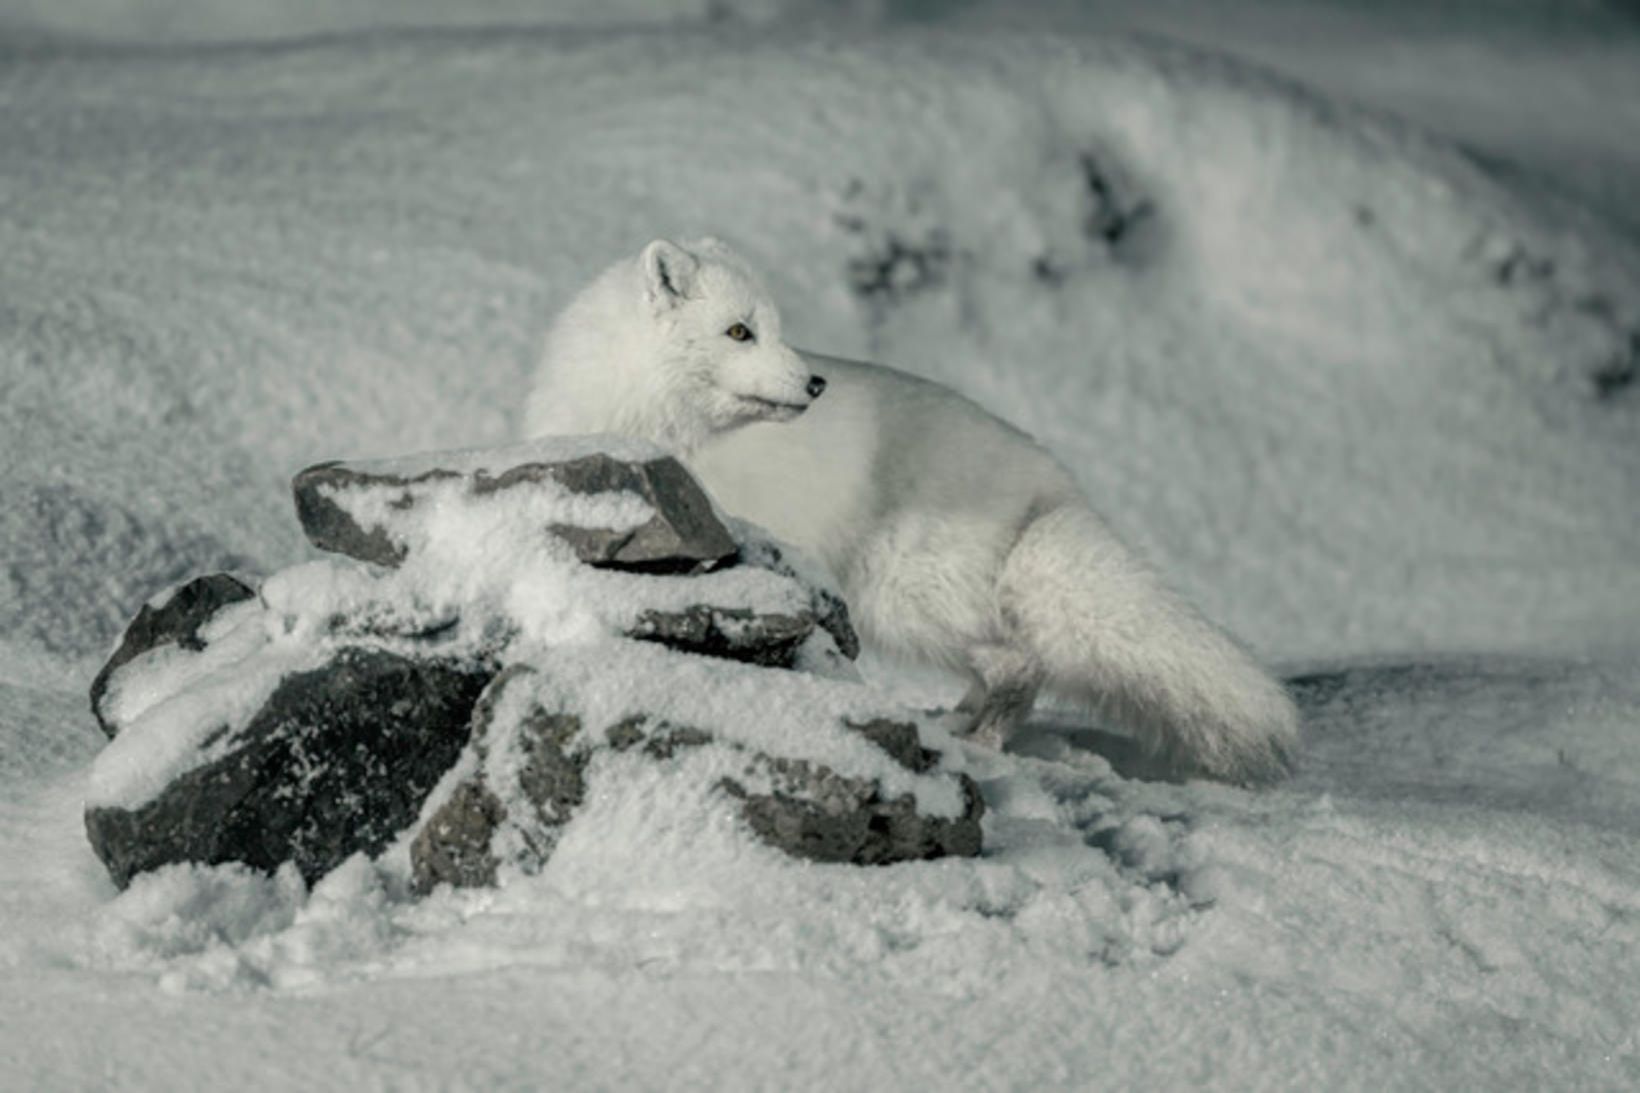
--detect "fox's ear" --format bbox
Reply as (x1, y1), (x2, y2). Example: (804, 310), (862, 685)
(641, 239), (697, 310)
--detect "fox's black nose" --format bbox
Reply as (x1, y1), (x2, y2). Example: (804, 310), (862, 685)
(806, 374), (828, 399)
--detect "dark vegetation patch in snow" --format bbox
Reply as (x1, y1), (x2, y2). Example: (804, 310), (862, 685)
(1463, 232), (1640, 402)
(1070, 150), (1158, 262)
(1591, 329), (1637, 399)
(836, 177), (957, 312)
(837, 148), (1160, 309)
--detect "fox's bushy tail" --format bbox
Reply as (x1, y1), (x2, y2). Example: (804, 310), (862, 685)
(999, 505), (1298, 784)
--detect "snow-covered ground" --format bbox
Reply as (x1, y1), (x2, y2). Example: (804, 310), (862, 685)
(2, 2), (1638, 1088)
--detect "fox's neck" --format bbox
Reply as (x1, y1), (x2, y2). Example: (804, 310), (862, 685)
(603, 380), (710, 456)
(535, 263), (722, 455)
(540, 343), (712, 456)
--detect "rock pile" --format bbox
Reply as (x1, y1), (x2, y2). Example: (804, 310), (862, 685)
(85, 438), (982, 891)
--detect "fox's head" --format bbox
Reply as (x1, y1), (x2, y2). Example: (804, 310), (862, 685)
(634, 237), (825, 433)
(531, 236), (827, 453)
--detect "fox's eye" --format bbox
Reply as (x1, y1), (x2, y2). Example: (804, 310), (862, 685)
(725, 322), (754, 343)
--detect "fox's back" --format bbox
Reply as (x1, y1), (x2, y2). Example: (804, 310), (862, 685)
(688, 354), (1080, 605)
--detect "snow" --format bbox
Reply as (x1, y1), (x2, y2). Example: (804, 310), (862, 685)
(477, 642), (967, 814)
(3, 0), (1640, 1088)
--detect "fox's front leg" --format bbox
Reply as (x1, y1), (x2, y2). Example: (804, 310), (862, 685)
(954, 643), (1043, 749)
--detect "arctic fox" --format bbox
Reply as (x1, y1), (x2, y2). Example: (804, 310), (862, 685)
(524, 238), (1298, 784)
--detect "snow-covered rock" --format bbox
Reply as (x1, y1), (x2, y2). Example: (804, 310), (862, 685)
(84, 439), (972, 891)
(292, 438), (738, 574)
(411, 661), (983, 892)
(287, 436), (858, 668)
(732, 532), (861, 662)
(85, 647), (493, 888)
(626, 603), (817, 668)
(88, 573), (256, 739)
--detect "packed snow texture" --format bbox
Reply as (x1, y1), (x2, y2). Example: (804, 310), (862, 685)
(2, 1), (1639, 1088)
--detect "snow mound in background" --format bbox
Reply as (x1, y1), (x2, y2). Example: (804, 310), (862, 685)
(1, 29), (1636, 680)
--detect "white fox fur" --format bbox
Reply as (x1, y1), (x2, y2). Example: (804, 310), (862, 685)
(524, 237), (1298, 783)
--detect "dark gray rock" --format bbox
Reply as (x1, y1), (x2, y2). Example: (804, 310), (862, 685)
(627, 604), (816, 668)
(293, 452), (737, 574)
(809, 586), (860, 662)
(411, 667), (589, 894)
(724, 714), (980, 865)
(843, 717), (939, 774)
(86, 647), (494, 888)
(410, 669), (983, 892)
(89, 573), (256, 739)
(408, 780), (507, 891)
(291, 462), (419, 568)
(726, 762), (985, 865)
(730, 714), (983, 864)
(734, 538), (859, 660)
(609, 719), (714, 760)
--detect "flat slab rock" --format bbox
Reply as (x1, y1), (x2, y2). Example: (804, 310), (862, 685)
(293, 444), (737, 574)
(624, 536), (861, 671)
(411, 664), (983, 893)
(627, 604), (817, 668)
(86, 646), (494, 888)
